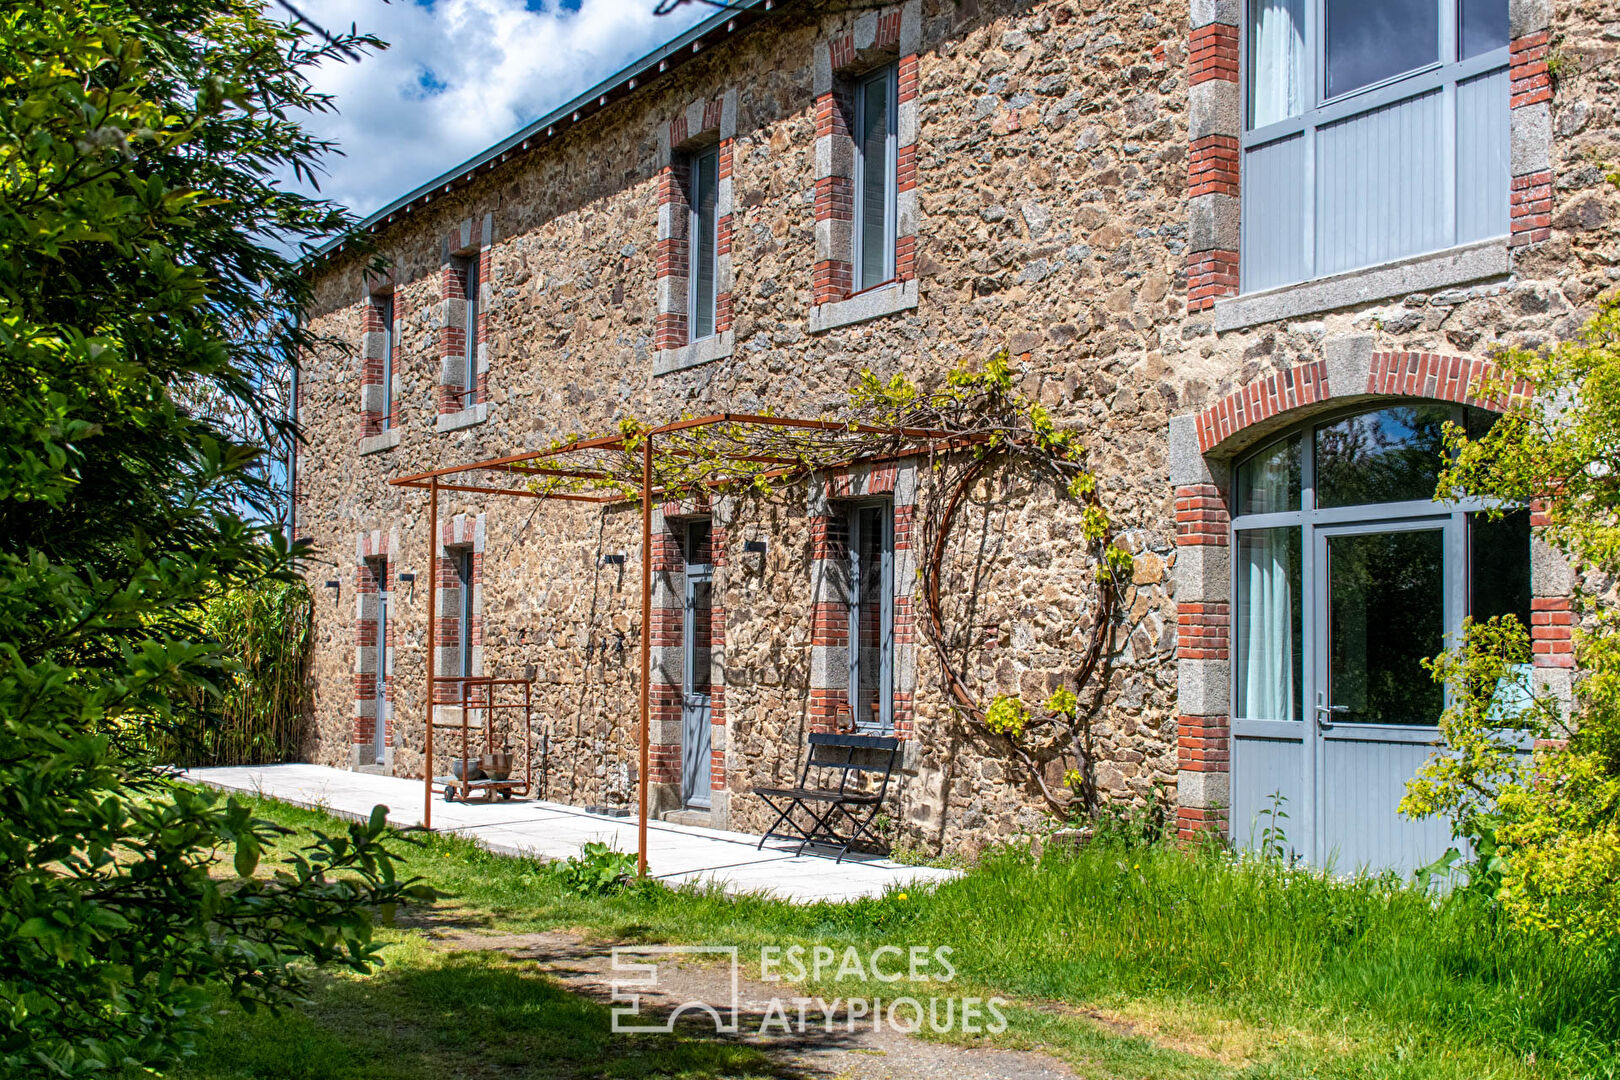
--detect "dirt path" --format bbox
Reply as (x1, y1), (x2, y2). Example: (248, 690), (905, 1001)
(430, 926), (1078, 1080)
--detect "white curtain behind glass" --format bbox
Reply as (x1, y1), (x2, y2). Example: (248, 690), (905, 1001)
(1250, 0), (1306, 128)
(1240, 530), (1296, 721)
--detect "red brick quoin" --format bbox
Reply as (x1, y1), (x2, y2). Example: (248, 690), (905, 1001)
(1185, 20), (1240, 313)
(1188, 22), (1238, 85)
(1509, 31), (1553, 246)
(354, 533), (393, 754)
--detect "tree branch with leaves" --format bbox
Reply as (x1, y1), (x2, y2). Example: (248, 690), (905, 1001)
(1403, 293), (1620, 941)
(0, 3), (427, 1074)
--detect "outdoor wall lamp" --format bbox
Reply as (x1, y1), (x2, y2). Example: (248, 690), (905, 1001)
(599, 552), (626, 567)
(397, 571), (416, 601)
(742, 538), (767, 574)
(323, 579), (340, 602)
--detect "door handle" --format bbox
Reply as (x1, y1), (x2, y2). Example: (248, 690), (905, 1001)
(1315, 704), (1349, 730)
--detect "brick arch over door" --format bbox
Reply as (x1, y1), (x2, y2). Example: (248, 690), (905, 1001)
(1195, 349), (1530, 459)
(1166, 344), (1564, 841)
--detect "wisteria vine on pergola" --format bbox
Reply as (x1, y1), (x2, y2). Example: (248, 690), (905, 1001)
(401, 353), (1134, 817)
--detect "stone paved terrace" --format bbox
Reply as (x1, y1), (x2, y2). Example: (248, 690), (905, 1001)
(185, 764), (959, 903)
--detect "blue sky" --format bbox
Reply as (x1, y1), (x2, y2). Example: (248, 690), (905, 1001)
(292, 0), (710, 217)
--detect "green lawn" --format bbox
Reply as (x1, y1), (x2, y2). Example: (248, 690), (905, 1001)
(179, 933), (781, 1080)
(174, 796), (1620, 1080)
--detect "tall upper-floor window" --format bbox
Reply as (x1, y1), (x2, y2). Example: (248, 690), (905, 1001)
(377, 293), (394, 431)
(454, 255), (478, 406)
(687, 146), (719, 342)
(1242, 0), (1510, 293)
(853, 64), (898, 292)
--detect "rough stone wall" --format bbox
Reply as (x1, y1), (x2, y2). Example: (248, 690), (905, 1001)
(297, 0), (1188, 855)
(296, 0), (1617, 857)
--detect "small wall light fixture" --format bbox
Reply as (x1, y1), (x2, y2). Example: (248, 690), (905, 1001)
(397, 571), (417, 601)
(600, 552), (627, 567)
(743, 540), (768, 554)
(323, 579), (341, 601)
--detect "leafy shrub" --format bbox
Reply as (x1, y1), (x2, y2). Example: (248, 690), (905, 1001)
(547, 842), (639, 896)
(147, 579), (315, 766)
(0, 2), (415, 1074)
(1080, 780), (1175, 850)
(1404, 295), (1620, 943)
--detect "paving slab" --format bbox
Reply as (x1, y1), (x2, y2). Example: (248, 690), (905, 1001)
(185, 763), (958, 903)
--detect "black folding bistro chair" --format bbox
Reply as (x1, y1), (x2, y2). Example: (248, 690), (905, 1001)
(752, 731), (902, 863)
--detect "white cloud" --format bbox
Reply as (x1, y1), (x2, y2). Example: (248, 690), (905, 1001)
(289, 0), (710, 218)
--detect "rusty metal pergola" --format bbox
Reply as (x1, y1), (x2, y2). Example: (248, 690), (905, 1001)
(388, 412), (965, 875)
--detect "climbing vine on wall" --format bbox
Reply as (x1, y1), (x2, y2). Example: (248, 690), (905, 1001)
(845, 353), (1132, 816)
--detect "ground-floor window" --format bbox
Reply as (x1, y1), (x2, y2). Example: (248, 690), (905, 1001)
(454, 548), (474, 679)
(847, 502), (894, 732)
(681, 519), (713, 808)
(366, 555), (390, 764)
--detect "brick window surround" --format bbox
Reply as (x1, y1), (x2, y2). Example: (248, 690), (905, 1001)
(647, 497), (730, 823)
(354, 530), (397, 771)
(431, 513), (484, 712)
(358, 267), (401, 455)
(437, 215), (492, 432)
(1167, 338), (1571, 840)
(655, 92), (737, 377)
(809, 1), (922, 335)
(808, 463), (917, 740)
(1185, 0), (1555, 318)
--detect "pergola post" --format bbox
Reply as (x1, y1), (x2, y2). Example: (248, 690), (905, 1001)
(638, 433), (652, 877)
(424, 475), (438, 830)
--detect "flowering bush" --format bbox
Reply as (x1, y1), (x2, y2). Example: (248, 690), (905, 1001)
(1405, 295), (1620, 943)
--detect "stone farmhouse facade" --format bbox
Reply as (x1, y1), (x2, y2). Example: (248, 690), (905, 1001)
(294, 0), (1618, 867)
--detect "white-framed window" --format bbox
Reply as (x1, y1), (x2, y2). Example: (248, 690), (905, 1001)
(846, 502), (894, 733)
(686, 145), (720, 342)
(853, 63), (898, 292)
(454, 254), (478, 406)
(377, 292), (394, 431)
(1241, 0), (1510, 292)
